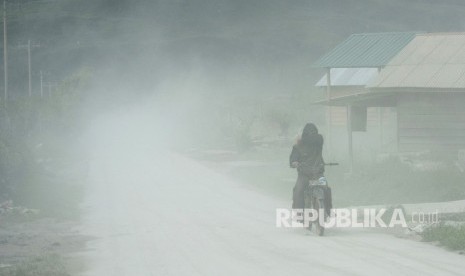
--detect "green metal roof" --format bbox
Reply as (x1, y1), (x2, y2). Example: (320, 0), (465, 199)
(313, 32), (419, 68)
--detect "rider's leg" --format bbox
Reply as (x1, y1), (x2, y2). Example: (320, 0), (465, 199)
(292, 174), (308, 209)
(291, 174), (308, 224)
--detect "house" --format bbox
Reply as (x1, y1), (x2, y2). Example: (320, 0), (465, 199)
(368, 33), (465, 155)
(314, 32), (465, 167)
(313, 32), (418, 166)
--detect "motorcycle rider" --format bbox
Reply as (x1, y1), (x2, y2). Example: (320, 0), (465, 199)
(289, 123), (325, 210)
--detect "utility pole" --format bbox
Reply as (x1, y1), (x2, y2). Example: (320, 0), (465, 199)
(3, 0), (7, 105)
(27, 40), (31, 97)
(40, 70), (43, 97)
(18, 40), (40, 97)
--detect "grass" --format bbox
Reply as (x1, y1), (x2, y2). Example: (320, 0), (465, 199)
(0, 254), (69, 276)
(422, 224), (465, 251)
(222, 147), (465, 208)
(0, 136), (87, 276)
(332, 157), (465, 207)
(13, 176), (85, 221)
(10, 133), (88, 220)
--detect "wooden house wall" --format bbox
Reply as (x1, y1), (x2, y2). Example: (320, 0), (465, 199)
(330, 106), (395, 127)
(326, 86), (395, 127)
(397, 93), (465, 153)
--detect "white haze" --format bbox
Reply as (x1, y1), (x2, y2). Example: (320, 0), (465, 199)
(57, 1), (465, 275)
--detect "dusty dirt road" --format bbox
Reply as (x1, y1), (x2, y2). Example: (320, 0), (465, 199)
(77, 115), (465, 276)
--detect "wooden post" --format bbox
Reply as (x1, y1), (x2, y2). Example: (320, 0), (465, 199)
(379, 107), (384, 148)
(347, 104), (353, 173)
(377, 67), (383, 150)
(326, 68), (332, 159)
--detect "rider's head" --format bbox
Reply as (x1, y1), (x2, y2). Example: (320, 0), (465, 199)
(302, 123), (318, 136)
(301, 123), (319, 145)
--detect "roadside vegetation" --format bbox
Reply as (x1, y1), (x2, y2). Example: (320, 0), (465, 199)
(422, 224), (465, 251)
(0, 255), (69, 276)
(331, 157), (465, 207)
(0, 68), (90, 217)
(0, 68), (91, 276)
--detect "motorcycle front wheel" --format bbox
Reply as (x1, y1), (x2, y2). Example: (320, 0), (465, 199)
(312, 198), (325, 236)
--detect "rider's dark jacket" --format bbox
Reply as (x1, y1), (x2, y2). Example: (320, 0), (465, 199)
(289, 133), (325, 179)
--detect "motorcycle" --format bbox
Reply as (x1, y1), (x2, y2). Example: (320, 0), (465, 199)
(303, 163), (338, 236)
